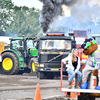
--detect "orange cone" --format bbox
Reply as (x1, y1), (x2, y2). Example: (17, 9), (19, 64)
(34, 84), (41, 100)
(70, 92), (76, 98)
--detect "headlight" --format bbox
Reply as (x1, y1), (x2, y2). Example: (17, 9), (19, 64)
(40, 64), (44, 67)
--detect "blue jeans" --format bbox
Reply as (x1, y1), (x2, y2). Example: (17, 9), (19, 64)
(68, 69), (82, 82)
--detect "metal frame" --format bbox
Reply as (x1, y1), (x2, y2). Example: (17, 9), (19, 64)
(60, 62), (100, 94)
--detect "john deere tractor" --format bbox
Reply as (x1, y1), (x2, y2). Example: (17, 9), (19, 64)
(0, 36), (38, 75)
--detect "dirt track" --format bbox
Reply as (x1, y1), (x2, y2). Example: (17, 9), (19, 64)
(0, 73), (67, 100)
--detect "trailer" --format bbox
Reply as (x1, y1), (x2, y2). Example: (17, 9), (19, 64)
(60, 62), (100, 100)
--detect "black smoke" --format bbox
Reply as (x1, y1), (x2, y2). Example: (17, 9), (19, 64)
(39, 0), (83, 33)
(39, 0), (100, 36)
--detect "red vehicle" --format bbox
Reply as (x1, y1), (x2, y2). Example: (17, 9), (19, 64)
(73, 30), (88, 68)
(73, 30), (87, 47)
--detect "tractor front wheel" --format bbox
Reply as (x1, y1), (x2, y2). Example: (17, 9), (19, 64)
(28, 58), (37, 75)
(0, 52), (19, 75)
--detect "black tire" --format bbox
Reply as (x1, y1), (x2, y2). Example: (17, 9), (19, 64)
(48, 76), (54, 79)
(28, 58), (37, 74)
(32, 57), (38, 66)
(78, 93), (95, 100)
(46, 74), (54, 79)
(0, 52), (19, 75)
(32, 57), (38, 73)
(38, 72), (44, 79)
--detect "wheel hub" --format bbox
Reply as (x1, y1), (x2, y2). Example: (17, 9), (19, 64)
(7, 62), (11, 67)
(3, 58), (13, 70)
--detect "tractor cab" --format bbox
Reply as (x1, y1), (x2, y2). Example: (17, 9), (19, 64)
(10, 37), (38, 66)
(10, 37), (37, 55)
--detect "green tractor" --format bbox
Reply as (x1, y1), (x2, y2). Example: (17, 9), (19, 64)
(0, 36), (38, 75)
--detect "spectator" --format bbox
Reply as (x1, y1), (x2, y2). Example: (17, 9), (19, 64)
(61, 49), (82, 89)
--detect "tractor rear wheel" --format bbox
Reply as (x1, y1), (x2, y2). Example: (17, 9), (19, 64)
(0, 52), (19, 75)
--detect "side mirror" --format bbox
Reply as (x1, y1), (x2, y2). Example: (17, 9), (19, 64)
(35, 45), (38, 50)
(35, 41), (39, 50)
(72, 40), (76, 48)
(19, 40), (22, 46)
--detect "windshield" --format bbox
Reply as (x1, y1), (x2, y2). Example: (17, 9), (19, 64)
(39, 40), (71, 50)
(27, 40), (35, 49)
(75, 37), (86, 44)
(11, 39), (36, 50)
(11, 40), (24, 50)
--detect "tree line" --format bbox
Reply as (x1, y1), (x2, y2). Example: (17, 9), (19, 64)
(0, 0), (43, 38)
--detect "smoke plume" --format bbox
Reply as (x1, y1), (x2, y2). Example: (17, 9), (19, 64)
(39, 0), (100, 36)
(39, 0), (83, 33)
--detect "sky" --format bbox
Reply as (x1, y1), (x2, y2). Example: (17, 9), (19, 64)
(12, 0), (43, 9)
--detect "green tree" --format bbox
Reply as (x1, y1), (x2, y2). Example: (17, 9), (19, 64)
(0, 0), (41, 37)
(0, 0), (14, 36)
(8, 6), (41, 37)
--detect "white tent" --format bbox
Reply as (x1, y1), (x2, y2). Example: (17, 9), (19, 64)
(0, 36), (12, 46)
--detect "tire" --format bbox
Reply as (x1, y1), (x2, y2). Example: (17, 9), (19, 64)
(48, 76), (54, 79)
(28, 58), (37, 74)
(78, 93), (95, 100)
(0, 52), (19, 75)
(32, 57), (38, 71)
(38, 72), (44, 79)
